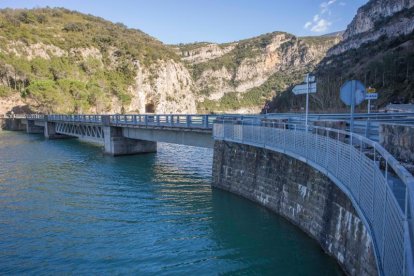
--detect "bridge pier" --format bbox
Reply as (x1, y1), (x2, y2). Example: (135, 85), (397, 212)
(103, 126), (157, 156)
(44, 120), (71, 139)
(26, 120), (44, 134)
(102, 116), (156, 156)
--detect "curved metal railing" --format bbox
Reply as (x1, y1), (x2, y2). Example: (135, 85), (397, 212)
(213, 117), (414, 276)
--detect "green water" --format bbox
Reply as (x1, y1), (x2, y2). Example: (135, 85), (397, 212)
(0, 131), (343, 275)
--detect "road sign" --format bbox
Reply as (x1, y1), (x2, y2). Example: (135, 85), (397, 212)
(292, 73), (317, 129)
(340, 80), (366, 133)
(365, 93), (378, 100)
(340, 80), (366, 106)
(292, 82), (317, 95)
(367, 87), (376, 93)
(304, 75), (316, 83)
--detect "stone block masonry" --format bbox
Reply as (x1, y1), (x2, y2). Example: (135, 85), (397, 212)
(380, 123), (414, 174)
(212, 140), (378, 276)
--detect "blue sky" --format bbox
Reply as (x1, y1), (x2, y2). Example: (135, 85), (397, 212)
(0, 0), (367, 44)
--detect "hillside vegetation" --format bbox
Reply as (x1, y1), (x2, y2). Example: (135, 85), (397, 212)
(0, 8), (341, 114)
(0, 8), (178, 113)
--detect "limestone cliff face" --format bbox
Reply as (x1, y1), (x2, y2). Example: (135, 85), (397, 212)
(130, 59), (196, 114)
(328, 0), (414, 56)
(185, 33), (340, 103)
(180, 43), (236, 64)
(1, 41), (196, 114)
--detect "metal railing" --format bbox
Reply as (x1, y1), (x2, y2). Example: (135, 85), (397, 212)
(25, 114), (219, 130)
(110, 114), (216, 129)
(213, 117), (414, 276)
(47, 114), (102, 123)
(26, 114), (45, 120)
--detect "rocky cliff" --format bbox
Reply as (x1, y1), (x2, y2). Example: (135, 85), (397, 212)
(269, 0), (414, 113)
(178, 33), (339, 113)
(328, 0), (414, 56)
(0, 8), (196, 114)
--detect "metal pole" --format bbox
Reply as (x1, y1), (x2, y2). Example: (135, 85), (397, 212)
(350, 80), (355, 133)
(368, 99), (371, 114)
(305, 73), (309, 131)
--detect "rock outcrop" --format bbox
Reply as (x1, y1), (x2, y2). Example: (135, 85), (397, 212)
(328, 0), (414, 56)
(179, 32), (340, 112)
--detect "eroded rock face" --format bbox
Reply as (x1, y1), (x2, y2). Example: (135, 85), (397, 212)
(328, 0), (414, 56)
(181, 43), (236, 64)
(193, 33), (339, 100)
(130, 60), (196, 114)
(380, 123), (414, 174)
(1, 41), (197, 114)
(4, 41), (66, 60)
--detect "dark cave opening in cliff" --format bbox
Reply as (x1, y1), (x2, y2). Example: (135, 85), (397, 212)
(145, 103), (155, 113)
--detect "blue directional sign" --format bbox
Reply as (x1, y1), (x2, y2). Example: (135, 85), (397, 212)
(365, 93), (378, 100)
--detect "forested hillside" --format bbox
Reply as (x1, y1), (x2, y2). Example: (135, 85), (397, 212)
(0, 8), (196, 114)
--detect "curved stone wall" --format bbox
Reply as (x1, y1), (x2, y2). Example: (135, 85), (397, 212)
(212, 140), (378, 276)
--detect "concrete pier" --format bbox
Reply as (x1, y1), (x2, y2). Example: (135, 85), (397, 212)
(26, 120), (44, 134)
(44, 120), (71, 139)
(103, 126), (157, 156)
(101, 116), (156, 156)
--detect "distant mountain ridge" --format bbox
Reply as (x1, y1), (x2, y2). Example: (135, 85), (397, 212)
(0, 7), (341, 114)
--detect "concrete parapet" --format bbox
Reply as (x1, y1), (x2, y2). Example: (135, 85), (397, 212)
(103, 126), (157, 156)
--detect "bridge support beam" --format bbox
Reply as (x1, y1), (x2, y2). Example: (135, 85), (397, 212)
(103, 126), (157, 156)
(44, 121), (70, 139)
(26, 120), (44, 134)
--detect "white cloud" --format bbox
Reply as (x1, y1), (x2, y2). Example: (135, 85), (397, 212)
(320, 0), (337, 14)
(311, 19), (332, 32)
(304, 21), (312, 29)
(303, 0), (340, 33)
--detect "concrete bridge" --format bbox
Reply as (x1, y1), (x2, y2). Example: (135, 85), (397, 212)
(11, 114), (216, 155)
(2, 112), (414, 275)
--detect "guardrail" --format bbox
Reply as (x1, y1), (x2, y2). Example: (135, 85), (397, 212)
(110, 114), (216, 129)
(3, 114), (27, 119)
(24, 114), (221, 130)
(26, 114), (45, 120)
(46, 114), (102, 123)
(213, 117), (414, 276)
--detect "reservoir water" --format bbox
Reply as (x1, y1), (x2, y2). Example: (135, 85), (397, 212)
(0, 131), (343, 275)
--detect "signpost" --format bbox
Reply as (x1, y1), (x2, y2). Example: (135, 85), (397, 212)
(365, 87), (377, 114)
(292, 73), (316, 129)
(340, 80), (366, 133)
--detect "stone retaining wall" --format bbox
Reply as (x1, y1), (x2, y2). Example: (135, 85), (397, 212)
(380, 124), (414, 174)
(212, 140), (378, 276)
